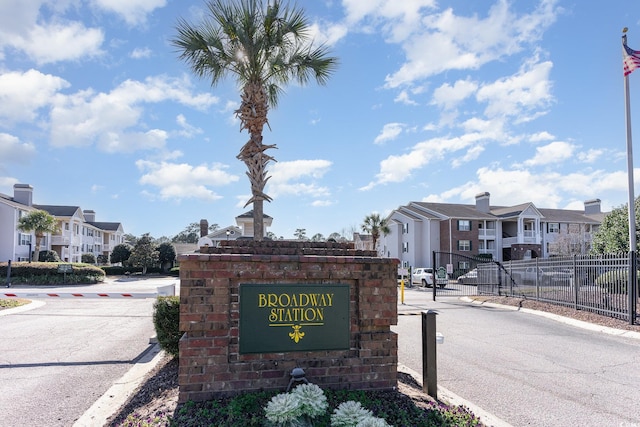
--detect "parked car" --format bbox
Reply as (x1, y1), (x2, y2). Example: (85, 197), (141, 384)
(412, 268), (434, 287)
(511, 267), (573, 286)
(457, 269), (478, 285)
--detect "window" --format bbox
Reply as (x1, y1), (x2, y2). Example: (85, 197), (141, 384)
(402, 223), (409, 234)
(458, 261), (470, 270)
(65, 222), (69, 230)
(402, 242), (409, 253)
(548, 223), (559, 233)
(457, 240), (471, 251)
(458, 220), (471, 231)
(19, 233), (32, 245)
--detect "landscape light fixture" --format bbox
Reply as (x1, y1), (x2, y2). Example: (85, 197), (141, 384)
(286, 367), (309, 392)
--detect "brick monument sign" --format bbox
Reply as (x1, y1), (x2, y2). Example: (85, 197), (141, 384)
(177, 240), (398, 403)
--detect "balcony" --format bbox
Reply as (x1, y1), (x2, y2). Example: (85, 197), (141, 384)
(51, 236), (71, 246)
(478, 229), (496, 238)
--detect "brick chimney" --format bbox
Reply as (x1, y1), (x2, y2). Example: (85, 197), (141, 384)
(200, 219), (209, 237)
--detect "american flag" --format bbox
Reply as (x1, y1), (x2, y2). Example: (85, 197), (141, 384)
(623, 37), (640, 76)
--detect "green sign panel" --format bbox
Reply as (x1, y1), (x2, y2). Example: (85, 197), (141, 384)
(239, 283), (350, 354)
(57, 263), (73, 273)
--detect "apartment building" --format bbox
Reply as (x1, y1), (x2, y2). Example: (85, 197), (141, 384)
(381, 192), (606, 269)
(0, 184), (125, 263)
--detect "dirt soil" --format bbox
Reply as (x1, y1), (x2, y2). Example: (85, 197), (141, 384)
(106, 297), (640, 426)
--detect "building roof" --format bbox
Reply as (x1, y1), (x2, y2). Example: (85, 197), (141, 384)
(411, 202), (497, 220)
(399, 198), (607, 224)
(34, 205), (82, 217)
(87, 221), (123, 231)
(236, 210), (273, 219)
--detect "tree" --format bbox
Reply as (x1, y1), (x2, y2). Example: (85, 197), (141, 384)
(172, 223), (199, 243)
(294, 228), (307, 240)
(157, 242), (177, 272)
(361, 213), (390, 253)
(311, 233), (325, 242)
(129, 233), (159, 275)
(172, 222), (220, 243)
(591, 197), (640, 253)
(81, 253), (96, 264)
(17, 209), (58, 262)
(110, 244), (132, 265)
(328, 232), (343, 242)
(123, 233), (138, 246)
(265, 231), (277, 240)
(173, 0), (337, 240)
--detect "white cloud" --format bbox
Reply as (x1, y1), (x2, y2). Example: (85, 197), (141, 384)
(267, 160), (332, 198)
(2, 21), (104, 65)
(523, 141), (575, 166)
(136, 160), (239, 201)
(90, 0), (167, 26)
(175, 114), (203, 138)
(361, 131), (494, 190)
(0, 69), (69, 124)
(394, 90), (418, 106)
(0, 133), (36, 166)
(130, 47), (152, 59)
(49, 75), (219, 152)
(425, 164), (630, 210)
(382, 0), (559, 88)
(374, 123), (405, 145)
(577, 148), (607, 164)
(476, 59), (554, 119)
(529, 131), (555, 142)
(431, 79), (478, 110)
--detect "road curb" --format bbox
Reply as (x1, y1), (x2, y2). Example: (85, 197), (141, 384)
(462, 297), (640, 340)
(398, 363), (513, 427)
(73, 343), (165, 427)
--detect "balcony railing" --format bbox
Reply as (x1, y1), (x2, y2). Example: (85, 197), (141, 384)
(478, 229), (496, 237)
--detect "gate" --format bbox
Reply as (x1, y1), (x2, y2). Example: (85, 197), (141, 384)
(431, 252), (512, 298)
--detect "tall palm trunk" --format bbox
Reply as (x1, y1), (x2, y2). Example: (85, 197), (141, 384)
(236, 82), (275, 240)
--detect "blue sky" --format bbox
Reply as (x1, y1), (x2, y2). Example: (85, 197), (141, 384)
(1, 0), (640, 240)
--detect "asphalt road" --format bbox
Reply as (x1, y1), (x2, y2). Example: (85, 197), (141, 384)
(0, 277), (177, 427)
(394, 288), (640, 426)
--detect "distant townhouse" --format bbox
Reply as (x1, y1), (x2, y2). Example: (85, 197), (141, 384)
(0, 184), (125, 263)
(381, 192), (606, 270)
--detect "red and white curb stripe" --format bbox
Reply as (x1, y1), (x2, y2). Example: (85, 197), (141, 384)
(1, 292), (158, 299)
(0, 284), (176, 299)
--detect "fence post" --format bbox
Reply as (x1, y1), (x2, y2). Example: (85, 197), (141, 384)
(630, 251), (637, 326)
(5, 260), (11, 288)
(422, 310), (438, 399)
(432, 251), (436, 302)
(573, 254), (578, 310)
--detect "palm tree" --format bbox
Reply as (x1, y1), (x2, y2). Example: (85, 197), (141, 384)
(17, 209), (59, 261)
(361, 213), (390, 253)
(173, 0), (338, 240)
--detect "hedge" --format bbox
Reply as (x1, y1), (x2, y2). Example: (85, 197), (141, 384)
(0, 262), (105, 285)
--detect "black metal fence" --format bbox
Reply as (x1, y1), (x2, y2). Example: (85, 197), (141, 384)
(433, 252), (639, 325)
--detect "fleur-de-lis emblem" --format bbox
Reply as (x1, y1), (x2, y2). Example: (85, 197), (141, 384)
(288, 325), (305, 343)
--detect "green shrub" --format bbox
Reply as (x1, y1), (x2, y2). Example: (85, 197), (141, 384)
(168, 266), (180, 277)
(38, 250), (61, 262)
(0, 262), (104, 285)
(81, 253), (96, 264)
(101, 266), (127, 276)
(153, 296), (181, 358)
(595, 269), (640, 294)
